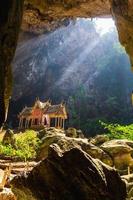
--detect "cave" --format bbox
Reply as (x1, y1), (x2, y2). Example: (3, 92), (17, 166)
(1, 0), (133, 128)
(1, 1), (133, 199)
(6, 16), (132, 135)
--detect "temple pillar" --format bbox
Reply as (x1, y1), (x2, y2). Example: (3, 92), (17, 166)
(19, 118), (22, 128)
(58, 118), (62, 129)
(55, 118), (58, 128)
(61, 119), (63, 129)
(56, 118), (58, 128)
(57, 117), (59, 128)
(32, 119), (35, 126)
(20, 118), (23, 128)
(63, 119), (65, 130)
(40, 118), (42, 125)
(27, 120), (29, 128)
(60, 118), (62, 129)
(59, 118), (61, 128)
(25, 119), (28, 129)
(29, 119), (31, 128)
(49, 118), (51, 127)
(25, 119), (27, 128)
(31, 119), (33, 127)
(19, 118), (21, 128)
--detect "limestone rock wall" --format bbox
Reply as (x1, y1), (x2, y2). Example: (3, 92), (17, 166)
(0, 1), (24, 126)
(111, 0), (133, 68)
(22, 0), (133, 68)
(1, 0), (133, 127)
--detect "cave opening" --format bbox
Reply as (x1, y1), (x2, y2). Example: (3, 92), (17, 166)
(1, 2), (133, 198)
(7, 16), (133, 136)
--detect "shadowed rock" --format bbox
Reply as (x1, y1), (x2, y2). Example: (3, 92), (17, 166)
(2, 129), (16, 148)
(11, 145), (126, 200)
(0, 1), (24, 126)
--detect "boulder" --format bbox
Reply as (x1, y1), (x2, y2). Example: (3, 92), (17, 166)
(101, 140), (132, 155)
(65, 127), (77, 138)
(121, 174), (133, 200)
(0, 188), (16, 200)
(90, 134), (109, 146)
(11, 145), (126, 200)
(101, 140), (133, 171)
(37, 129), (47, 139)
(119, 140), (133, 149)
(76, 129), (85, 138)
(37, 130), (113, 166)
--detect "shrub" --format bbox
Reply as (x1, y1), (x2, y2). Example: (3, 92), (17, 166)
(16, 130), (41, 160)
(0, 143), (15, 156)
(0, 130), (41, 161)
(100, 121), (133, 140)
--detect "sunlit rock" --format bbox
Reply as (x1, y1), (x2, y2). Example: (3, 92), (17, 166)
(121, 174), (133, 199)
(111, 0), (133, 67)
(90, 134), (109, 146)
(0, 188), (16, 200)
(101, 140), (133, 171)
(65, 127), (77, 138)
(37, 128), (113, 166)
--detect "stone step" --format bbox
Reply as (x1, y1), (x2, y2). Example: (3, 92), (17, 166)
(0, 160), (38, 174)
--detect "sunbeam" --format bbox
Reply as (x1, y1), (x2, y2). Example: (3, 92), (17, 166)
(56, 36), (100, 86)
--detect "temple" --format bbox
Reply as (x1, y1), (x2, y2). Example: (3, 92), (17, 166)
(18, 99), (67, 129)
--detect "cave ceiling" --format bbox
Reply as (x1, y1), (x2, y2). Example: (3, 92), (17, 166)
(23, 0), (133, 68)
(22, 0), (111, 34)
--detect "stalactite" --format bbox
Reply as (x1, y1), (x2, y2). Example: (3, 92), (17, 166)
(0, 1), (24, 127)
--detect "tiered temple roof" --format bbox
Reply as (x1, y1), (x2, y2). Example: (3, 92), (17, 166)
(19, 99), (67, 119)
(19, 107), (32, 117)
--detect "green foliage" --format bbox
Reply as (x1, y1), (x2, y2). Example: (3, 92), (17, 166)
(100, 121), (133, 140)
(0, 130), (41, 161)
(0, 143), (15, 156)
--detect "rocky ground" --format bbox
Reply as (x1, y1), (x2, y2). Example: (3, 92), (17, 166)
(36, 127), (133, 175)
(1, 127), (133, 199)
(11, 145), (126, 200)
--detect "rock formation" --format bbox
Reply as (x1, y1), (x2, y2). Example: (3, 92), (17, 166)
(0, 1), (24, 126)
(111, 0), (133, 70)
(121, 174), (133, 200)
(2, 129), (16, 148)
(22, 0), (133, 69)
(37, 128), (113, 167)
(1, 1), (133, 126)
(0, 188), (16, 200)
(101, 140), (133, 171)
(34, 127), (133, 174)
(11, 145), (126, 200)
